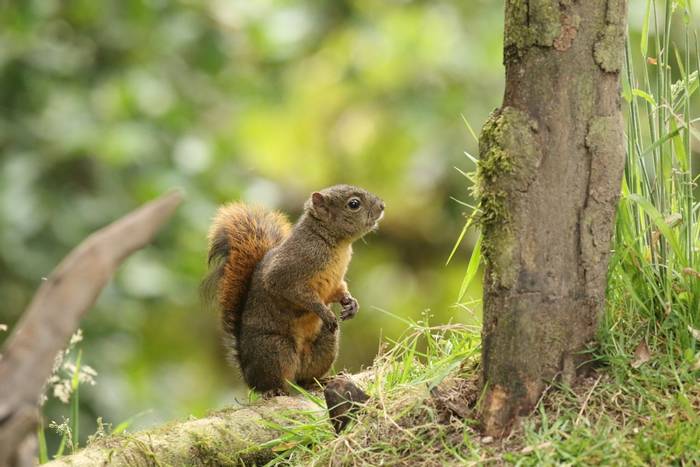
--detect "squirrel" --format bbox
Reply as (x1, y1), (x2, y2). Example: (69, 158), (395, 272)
(202, 185), (385, 394)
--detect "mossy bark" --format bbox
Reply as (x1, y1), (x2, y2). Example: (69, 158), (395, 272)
(43, 397), (321, 467)
(479, 0), (627, 437)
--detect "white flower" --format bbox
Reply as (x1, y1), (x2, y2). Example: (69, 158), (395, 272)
(52, 350), (65, 375)
(63, 362), (98, 386)
(40, 330), (98, 404)
(0, 324), (7, 332)
(79, 365), (98, 386)
(70, 329), (83, 345)
(53, 380), (72, 404)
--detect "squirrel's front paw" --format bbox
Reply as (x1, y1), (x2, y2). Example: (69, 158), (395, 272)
(340, 296), (359, 321)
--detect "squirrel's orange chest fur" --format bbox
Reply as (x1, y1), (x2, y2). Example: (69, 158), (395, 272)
(311, 244), (352, 304)
(292, 245), (352, 351)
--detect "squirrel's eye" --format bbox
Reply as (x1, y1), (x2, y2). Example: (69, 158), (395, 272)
(347, 198), (361, 210)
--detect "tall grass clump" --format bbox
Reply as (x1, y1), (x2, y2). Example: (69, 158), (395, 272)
(601, 0), (700, 371)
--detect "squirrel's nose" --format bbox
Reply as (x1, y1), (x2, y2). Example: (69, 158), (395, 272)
(379, 201), (385, 211)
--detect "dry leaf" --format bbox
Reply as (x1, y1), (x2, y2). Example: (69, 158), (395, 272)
(665, 213), (683, 228)
(272, 441), (299, 452)
(651, 214), (682, 258)
(683, 268), (700, 279)
(521, 441), (553, 454)
(651, 230), (661, 245)
(691, 356), (700, 372)
(647, 57), (658, 65)
(688, 325), (700, 341)
(631, 340), (651, 369)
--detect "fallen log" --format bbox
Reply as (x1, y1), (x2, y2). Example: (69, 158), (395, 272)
(44, 396), (321, 467)
(43, 374), (373, 465)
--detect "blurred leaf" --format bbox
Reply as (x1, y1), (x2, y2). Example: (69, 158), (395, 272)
(631, 340), (651, 369)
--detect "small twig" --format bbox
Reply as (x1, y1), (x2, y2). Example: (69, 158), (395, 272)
(575, 374), (603, 426)
(529, 380), (556, 417)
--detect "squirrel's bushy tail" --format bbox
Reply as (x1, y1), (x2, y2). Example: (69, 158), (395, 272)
(202, 203), (291, 356)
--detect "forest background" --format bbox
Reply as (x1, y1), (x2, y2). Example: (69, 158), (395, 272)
(0, 0), (680, 448)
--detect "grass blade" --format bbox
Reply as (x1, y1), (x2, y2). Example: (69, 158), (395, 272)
(37, 418), (48, 464)
(458, 234), (481, 302)
(70, 350), (82, 453)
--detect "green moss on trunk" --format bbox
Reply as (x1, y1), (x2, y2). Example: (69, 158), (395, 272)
(505, 0), (562, 54)
(477, 107), (541, 288)
(594, 0), (628, 72)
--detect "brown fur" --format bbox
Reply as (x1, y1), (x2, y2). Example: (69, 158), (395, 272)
(203, 185), (384, 393)
(292, 313), (323, 356)
(204, 204), (291, 342)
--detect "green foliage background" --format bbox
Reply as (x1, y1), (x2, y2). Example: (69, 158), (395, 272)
(0, 0), (500, 440)
(0, 0), (669, 449)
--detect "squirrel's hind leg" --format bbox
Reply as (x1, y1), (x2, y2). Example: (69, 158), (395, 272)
(240, 333), (298, 394)
(296, 329), (339, 386)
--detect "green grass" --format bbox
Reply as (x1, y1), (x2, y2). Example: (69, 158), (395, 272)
(261, 321), (700, 466)
(263, 317), (484, 466)
(606, 0), (700, 364)
(258, 1), (700, 465)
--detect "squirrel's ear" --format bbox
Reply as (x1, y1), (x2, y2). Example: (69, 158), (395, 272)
(311, 192), (329, 218)
(312, 192), (325, 208)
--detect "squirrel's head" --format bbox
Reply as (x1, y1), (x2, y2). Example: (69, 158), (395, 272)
(304, 184), (385, 241)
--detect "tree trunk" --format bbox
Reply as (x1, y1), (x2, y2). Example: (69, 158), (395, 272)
(479, 0), (627, 437)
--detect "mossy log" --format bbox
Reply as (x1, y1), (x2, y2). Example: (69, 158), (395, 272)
(479, 0), (628, 436)
(44, 396), (322, 467)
